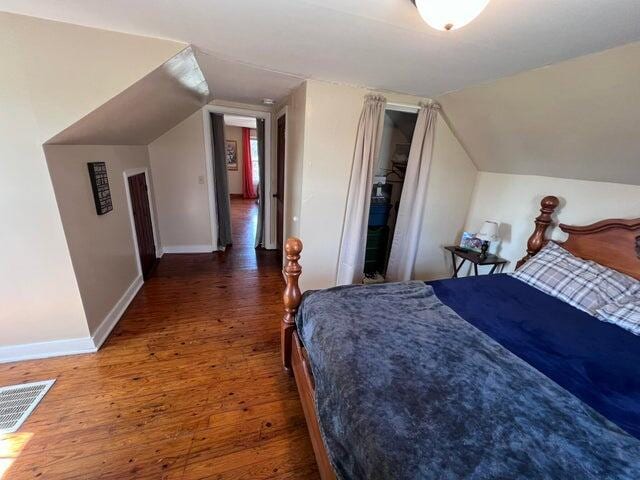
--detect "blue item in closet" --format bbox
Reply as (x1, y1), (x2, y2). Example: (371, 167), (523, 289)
(368, 204), (392, 227)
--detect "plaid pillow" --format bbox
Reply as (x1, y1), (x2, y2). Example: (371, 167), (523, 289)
(596, 299), (640, 336)
(512, 242), (640, 331)
(595, 282), (640, 335)
(511, 242), (608, 315)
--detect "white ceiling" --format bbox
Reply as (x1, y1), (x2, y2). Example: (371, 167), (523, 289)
(439, 41), (640, 186)
(2, 0), (640, 98)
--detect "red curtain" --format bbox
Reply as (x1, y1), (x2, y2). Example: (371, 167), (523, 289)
(242, 128), (257, 199)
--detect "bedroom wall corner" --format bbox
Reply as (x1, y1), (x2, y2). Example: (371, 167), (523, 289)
(279, 82), (307, 246)
(465, 172), (640, 273)
(413, 115), (478, 281)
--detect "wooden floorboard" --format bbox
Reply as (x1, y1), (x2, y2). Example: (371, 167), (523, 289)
(0, 199), (319, 480)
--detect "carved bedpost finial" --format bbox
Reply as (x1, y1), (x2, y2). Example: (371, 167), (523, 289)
(282, 237), (303, 374)
(516, 196), (560, 269)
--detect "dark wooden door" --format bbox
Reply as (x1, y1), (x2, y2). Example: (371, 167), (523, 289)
(275, 115), (286, 257)
(128, 173), (156, 279)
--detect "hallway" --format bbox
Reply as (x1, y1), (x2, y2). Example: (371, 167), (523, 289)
(0, 199), (318, 479)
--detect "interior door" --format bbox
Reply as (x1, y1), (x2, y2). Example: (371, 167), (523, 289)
(128, 173), (156, 279)
(275, 115), (286, 257)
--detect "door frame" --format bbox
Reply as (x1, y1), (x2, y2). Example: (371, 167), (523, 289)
(202, 105), (275, 250)
(275, 106), (288, 262)
(123, 167), (161, 278)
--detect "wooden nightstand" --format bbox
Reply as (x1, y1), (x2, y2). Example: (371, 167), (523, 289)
(444, 246), (508, 278)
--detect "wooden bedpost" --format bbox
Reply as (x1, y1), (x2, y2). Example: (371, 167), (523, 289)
(282, 237), (303, 375)
(516, 195), (560, 269)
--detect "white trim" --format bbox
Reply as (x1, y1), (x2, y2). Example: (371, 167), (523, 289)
(202, 109), (219, 251)
(203, 104), (275, 249)
(386, 102), (420, 113)
(0, 337), (96, 364)
(162, 245), (214, 254)
(276, 105), (289, 263)
(91, 275), (144, 349)
(123, 168), (161, 274)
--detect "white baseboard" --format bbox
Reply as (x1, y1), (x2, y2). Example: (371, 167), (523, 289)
(0, 275), (144, 364)
(91, 275), (144, 349)
(161, 245), (214, 254)
(0, 337), (96, 364)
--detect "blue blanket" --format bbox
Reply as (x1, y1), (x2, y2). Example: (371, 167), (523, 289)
(296, 280), (640, 480)
(430, 274), (640, 440)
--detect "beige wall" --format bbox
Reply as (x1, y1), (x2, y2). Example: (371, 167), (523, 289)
(0, 12), (184, 348)
(225, 126), (244, 195)
(149, 110), (214, 251)
(465, 172), (640, 273)
(414, 116), (478, 280)
(294, 80), (476, 290)
(45, 145), (155, 334)
(439, 41), (640, 186)
(279, 83), (307, 244)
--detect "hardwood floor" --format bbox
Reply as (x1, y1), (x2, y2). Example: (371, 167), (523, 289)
(0, 199), (319, 479)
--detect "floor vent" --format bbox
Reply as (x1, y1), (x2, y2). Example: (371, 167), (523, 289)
(0, 380), (55, 434)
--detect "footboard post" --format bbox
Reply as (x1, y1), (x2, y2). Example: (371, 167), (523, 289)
(282, 237), (303, 375)
(516, 195), (560, 268)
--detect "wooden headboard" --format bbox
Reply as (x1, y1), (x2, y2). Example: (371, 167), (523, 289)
(517, 196), (640, 280)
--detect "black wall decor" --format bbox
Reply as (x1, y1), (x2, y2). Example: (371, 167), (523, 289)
(87, 162), (113, 215)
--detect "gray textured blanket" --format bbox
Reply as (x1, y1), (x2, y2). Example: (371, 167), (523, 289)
(296, 281), (640, 480)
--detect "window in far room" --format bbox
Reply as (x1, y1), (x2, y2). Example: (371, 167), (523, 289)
(250, 135), (260, 185)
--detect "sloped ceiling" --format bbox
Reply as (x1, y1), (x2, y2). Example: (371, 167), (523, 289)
(48, 46), (210, 145)
(195, 50), (303, 106)
(2, 0), (640, 97)
(438, 41), (640, 186)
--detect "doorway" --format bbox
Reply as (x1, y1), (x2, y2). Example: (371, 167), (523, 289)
(124, 170), (158, 279)
(363, 108), (418, 281)
(202, 105), (274, 252)
(222, 114), (261, 249)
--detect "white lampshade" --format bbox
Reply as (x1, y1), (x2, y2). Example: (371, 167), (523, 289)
(415, 0), (491, 31)
(476, 221), (499, 241)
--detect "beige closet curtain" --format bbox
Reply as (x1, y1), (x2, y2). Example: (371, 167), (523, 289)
(336, 95), (387, 285)
(386, 102), (439, 282)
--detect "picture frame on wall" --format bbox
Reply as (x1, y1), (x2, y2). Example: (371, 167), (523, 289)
(225, 140), (238, 170)
(87, 161), (113, 215)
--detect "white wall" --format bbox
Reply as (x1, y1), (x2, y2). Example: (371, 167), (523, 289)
(295, 80), (477, 290)
(438, 41), (640, 186)
(148, 110), (214, 252)
(465, 172), (640, 273)
(297, 81), (366, 290)
(0, 12), (184, 350)
(414, 116), (478, 280)
(45, 145), (155, 335)
(280, 82), (307, 244)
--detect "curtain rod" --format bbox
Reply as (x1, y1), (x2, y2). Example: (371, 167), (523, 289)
(386, 102), (420, 113)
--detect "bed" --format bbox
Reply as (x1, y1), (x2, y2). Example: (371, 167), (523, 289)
(281, 196), (640, 480)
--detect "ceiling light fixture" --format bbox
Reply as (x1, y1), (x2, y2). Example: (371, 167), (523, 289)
(414, 0), (490, 31)
(262, 98), (275, 105)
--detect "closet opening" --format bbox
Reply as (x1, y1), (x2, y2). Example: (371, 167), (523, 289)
(364, 107), (418, 283)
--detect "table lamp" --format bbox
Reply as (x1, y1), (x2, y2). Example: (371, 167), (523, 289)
(476, 221), (499, 259)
